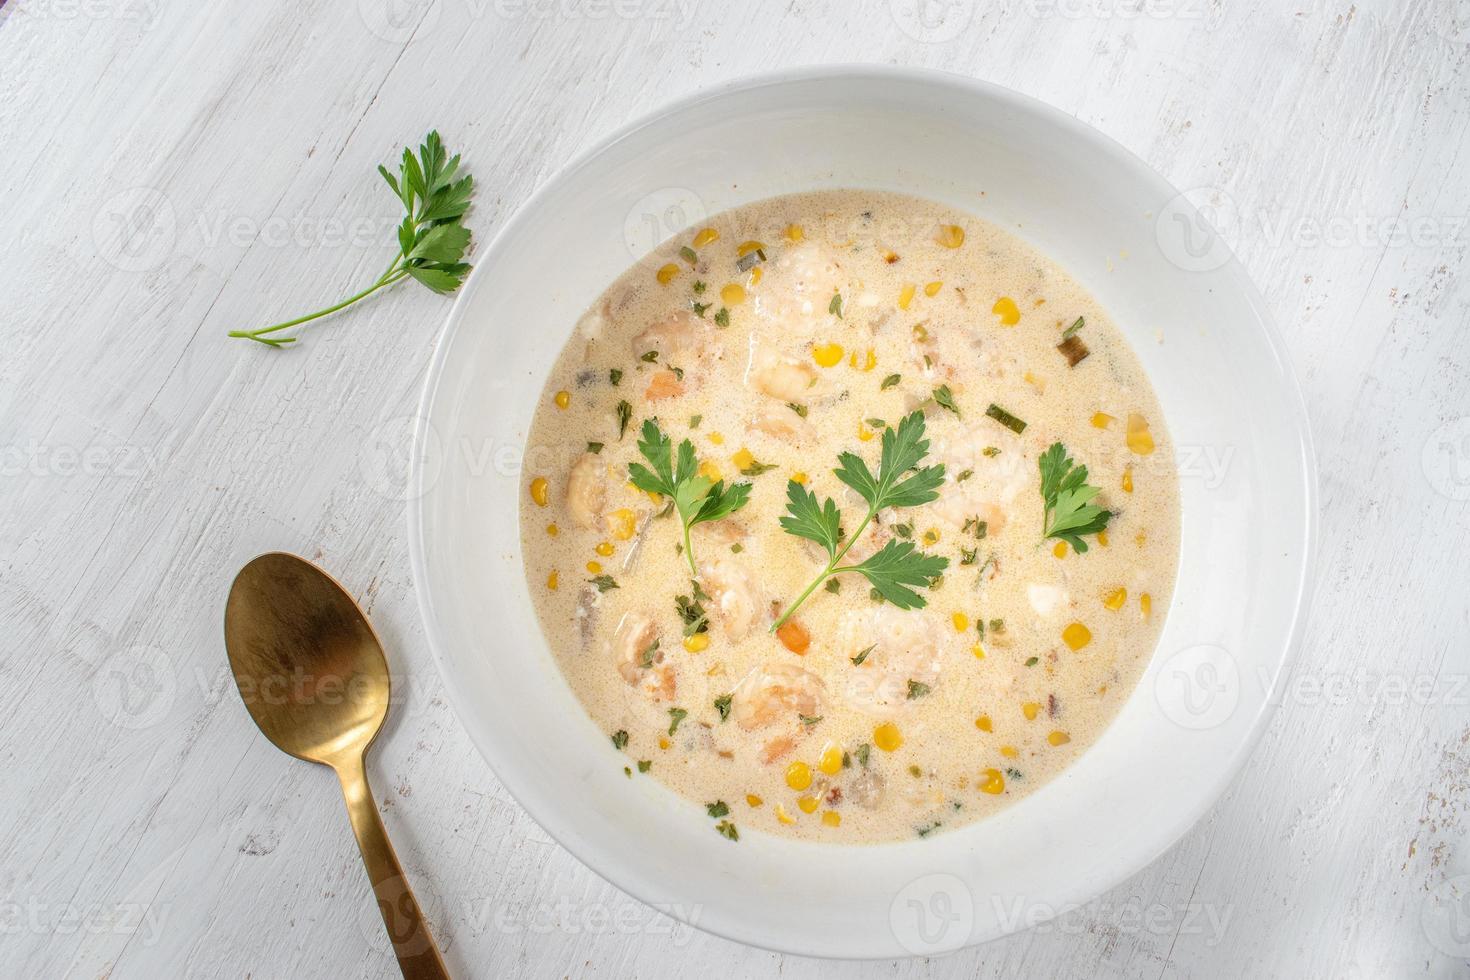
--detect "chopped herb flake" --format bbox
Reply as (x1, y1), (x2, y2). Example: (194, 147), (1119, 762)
(881, 373), (902, 390)
(985, 403), (1027, 434)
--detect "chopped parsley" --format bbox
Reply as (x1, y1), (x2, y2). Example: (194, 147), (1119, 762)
(907, 679), (931, 699)
(667, 707), (688, 735)
(850, 644), (874, 666)
(714, 693), (733, 722)
(880, 373), (902, 390)
(706, 800), (730, 818)
(611, 730), (629, 750)
(932, 384), (960, 417)
(588, 574), (619, 592)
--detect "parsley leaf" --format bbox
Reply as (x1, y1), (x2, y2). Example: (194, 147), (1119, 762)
(627, 419), (753, 575)
(667, 707), (688, 735)
(932, 385), (960, 417)
(1039, 442), (1112, 552)
(231, 131), (473, 347)
(773, 410), (949, 627)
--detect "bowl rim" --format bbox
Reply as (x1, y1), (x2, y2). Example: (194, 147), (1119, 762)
(408, 63), (1319, 958)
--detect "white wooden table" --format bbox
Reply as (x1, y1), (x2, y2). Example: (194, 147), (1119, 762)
(3, 1), (1468, 976)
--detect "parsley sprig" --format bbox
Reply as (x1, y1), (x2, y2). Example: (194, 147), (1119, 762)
(230, 131), (473, 347)
(1039, 442), (1112, 552)
(627, 419), (752, 576)
(773, 411), (949, 628)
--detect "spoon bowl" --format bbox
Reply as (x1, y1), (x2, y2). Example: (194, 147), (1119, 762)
(224, 552), (448, 979)
(225, 552), (389, 766)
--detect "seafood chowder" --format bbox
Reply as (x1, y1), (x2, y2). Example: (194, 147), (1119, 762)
(520, 191), (1178, 844)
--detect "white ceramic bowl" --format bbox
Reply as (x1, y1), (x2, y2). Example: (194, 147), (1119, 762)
(409, 66), (1315, 958)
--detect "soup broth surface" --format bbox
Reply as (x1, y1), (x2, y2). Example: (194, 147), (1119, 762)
(520, 190), (1178, 844)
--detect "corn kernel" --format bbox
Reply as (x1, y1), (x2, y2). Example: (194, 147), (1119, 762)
(721, 283), (746, 305)
(656, 263), (679, 285)
(813, 343), (845, 367)
(797, 795), (819, 814)
(1022, 701), (1041, 721)
(1000, 745), (1019, 758)
(546, 523), (559, 537)
(992, 296), (1021, 326)
(595, 541), (614, 557)
(785, 761), (812, 790)
(586, 560), (602, 574)
(979, 768), (1005, 794)
(658, 736), (671, 750)
(547, 571), (558, 590)
(898, 283), (916, 310)
(1091, 412), (1115, 429)
(874, 722), (903, 752)
(1103, 587), (1127, 611)
(554, 389), (570, 409)
(1127, 413), (1155, 455)
(737, 240), (766, 257)
(818, 742), (843, 775)
(775, 804), (795, 824)
(608, 508), (635, 541)
(748, 266), (763, 287)
(708, 431), (724, 445)
(972, 644), (986, 659)
(1122, 467), (1134, 493)
(952, 611), (969, 633)
(937, 224), (965, 248)
(1053, 541), (1067, 558)
(731, 447), (755, 470)
(1097, 530), (1110, 547)
(776, 620), (810, 655)
(699, 460), (722, 483)
(1136, 531), (1147, 547)
(1048, 730), (1071, 746)
(924, 280), (943, 297)
(849, 347), (877, 371)
(1140, 593), (1152, 619)
(784, 224), (804, 242)
(1063, 622), (1092, 651)
(746, 794), (763, 807)
(681, 633), (708, 653)
(791, 471), (808, 485)
(975, 714), (993, 732)
(529, 477), (549, 507)
(821, 810), (842, 827)
(693, 227), (719, 248)
(857, 425), (875, 442)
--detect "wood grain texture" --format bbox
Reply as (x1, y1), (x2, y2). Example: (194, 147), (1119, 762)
(2, 0), (1467, 976)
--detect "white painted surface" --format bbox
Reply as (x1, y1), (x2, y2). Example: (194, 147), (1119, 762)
(1, 1), (1467, 977)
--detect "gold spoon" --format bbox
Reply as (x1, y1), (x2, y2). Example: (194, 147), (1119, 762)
(224, 552), (450, 980)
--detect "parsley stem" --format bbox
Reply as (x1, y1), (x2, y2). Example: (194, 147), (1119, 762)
(230, 264), (409, 345)
(681, 519), (697, 578)
(771, 506), (877, 630)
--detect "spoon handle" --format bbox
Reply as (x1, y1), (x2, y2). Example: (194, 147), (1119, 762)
(335, 754), (450, 980)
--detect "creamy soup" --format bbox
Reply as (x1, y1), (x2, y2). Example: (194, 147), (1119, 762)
(520, 190), (1178, 844)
